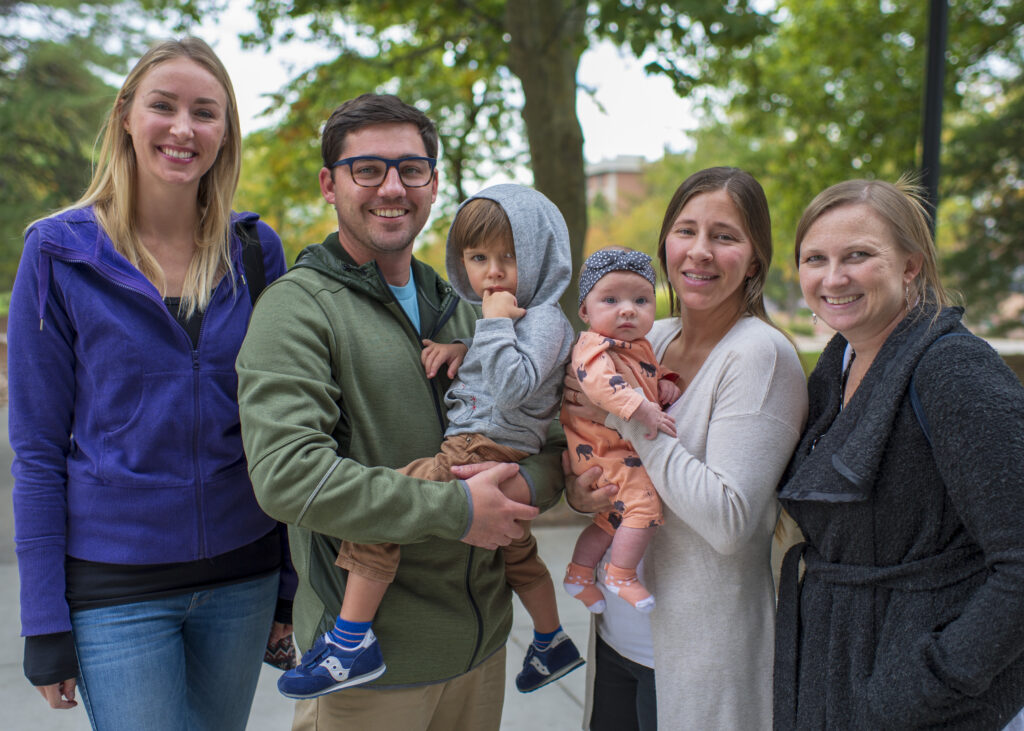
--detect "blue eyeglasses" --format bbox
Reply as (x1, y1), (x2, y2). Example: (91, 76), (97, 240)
(330, 156), (437, 188)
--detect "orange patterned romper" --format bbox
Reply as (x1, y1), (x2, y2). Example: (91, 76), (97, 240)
(562, 331), (675, 534)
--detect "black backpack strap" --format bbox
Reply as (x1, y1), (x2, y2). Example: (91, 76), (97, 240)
(234, 219), (266, 306)
(909, 332), (974, 447)
(909, 377), (933, 447)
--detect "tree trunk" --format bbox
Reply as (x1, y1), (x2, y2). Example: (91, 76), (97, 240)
(505, 0), (587, 326)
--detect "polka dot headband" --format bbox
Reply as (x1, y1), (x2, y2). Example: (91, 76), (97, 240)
(578, 249), (656, 306)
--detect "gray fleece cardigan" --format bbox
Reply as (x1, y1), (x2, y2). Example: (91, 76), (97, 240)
(776, 305), (1024, 730)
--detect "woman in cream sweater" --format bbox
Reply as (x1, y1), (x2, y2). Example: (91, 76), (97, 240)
(565, 167), (807, 730)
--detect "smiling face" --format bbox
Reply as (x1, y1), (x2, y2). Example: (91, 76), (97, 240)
(798, 203), (923, 352)
(662, 189), (758, 319)
(461, 237), (518, 300)
(579, 270), (657, 342)
(122, 57), (228, 191)
(319, 122), (438, 269)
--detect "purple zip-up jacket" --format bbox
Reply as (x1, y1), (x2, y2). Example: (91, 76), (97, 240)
(9, 206), (289, 637)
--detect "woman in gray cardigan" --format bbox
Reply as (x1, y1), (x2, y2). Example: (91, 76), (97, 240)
(775, 179), (1024, 729)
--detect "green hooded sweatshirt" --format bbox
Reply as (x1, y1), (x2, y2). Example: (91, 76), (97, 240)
(237, 233), (564, 686)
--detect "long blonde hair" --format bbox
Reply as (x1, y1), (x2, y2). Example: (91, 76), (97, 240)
(53, 37), (241, 316)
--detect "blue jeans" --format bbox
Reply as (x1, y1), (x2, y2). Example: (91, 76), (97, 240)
(72, 573), (278, 731)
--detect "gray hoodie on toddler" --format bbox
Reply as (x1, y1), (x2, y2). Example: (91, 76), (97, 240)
(443, 183), (575, 454)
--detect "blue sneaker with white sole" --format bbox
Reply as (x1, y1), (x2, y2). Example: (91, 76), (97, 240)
(277, 630), (386, 699)
(515, 630), (585, 693)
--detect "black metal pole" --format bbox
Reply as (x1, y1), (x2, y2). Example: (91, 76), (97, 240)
(921, 0), (948, 234)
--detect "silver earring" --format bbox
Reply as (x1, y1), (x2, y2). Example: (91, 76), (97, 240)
(812, 312), (818, 325)
(905, 285), (911, 312)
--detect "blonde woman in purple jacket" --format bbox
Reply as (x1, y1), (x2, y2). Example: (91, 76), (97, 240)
(9, 38), (291, 730)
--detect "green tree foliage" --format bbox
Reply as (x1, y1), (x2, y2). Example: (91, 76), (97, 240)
(158, 0), (773, 316)
(234, 125), (336, 266)
(942, 8), (1024, 332)
(944, 83), (1024, 332)
(228, 15), (525, 266)
(687, 0), (1023, 324)
(0, 1), (149, 288)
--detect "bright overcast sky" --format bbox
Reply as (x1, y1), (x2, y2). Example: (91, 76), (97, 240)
(195, 7), (696, 165)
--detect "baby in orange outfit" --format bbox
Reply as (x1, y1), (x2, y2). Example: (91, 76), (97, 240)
(562, 248), (681, 614)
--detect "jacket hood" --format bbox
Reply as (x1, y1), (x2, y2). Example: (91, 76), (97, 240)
(445, 184), (572, 309)
(292, 233), (385, 300)
(292, 232), (460, 317)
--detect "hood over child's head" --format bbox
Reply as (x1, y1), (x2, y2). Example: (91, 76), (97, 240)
(446, 184), (572, 309)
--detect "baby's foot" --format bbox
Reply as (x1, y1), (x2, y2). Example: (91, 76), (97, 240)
(563, 562), (607, 613)
(602, 562), (655, 613)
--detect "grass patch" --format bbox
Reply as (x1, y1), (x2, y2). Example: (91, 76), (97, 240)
(798, 351), (821, 377)
(1004, 354), (1024, 384)
(787, 320), (815, 337)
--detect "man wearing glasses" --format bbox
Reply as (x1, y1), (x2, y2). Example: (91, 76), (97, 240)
(237, 94), (564, 730)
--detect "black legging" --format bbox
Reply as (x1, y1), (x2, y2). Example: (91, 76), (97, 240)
(591, 634), (657, 731)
